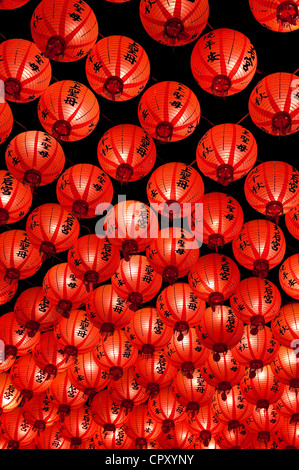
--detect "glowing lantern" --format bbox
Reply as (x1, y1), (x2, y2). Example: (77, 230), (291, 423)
(91, 389), (129, 433)
(108, 367), (148, 415)
(0, 279), (18, 307)
(0, 0), (30, 9)
(0, 311), (40, 360)
(212, 385), (254, 431)
(158, 421), (195, 449)
(60, 405), (98, 448)
(216, 423), (250, 449)
(22, 391), (59, 432)
(279, 255), (299, 299)
(0, 372), (21, 415)
(0, 170), (32, 225)
(245, 405), (281, 446)
(240, 365), (284, 410)
(271, 302), (299, 347)
(123, 403), (160, 449)
(279, 415), (299, 448)
(49, 370), (87, 422)
(249, 0), (299, 32)
(0, 101), (13, 145)
(35, 422), (71, 449)
(92, 426), (133, 450)
(286, 205), (299, 240)
(276, 386), (299, 424)
(186, 404), (224, 447)
(147, 387), (186, 434)
(271, 345), (299, 391)
(0, 408), (37, 449)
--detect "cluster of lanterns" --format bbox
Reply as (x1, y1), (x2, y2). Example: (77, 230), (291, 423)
(0, 0), (298, 450)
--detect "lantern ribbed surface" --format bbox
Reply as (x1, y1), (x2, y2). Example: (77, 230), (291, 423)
(10, 353), (52, 401)
(0, 170), (32, 225)
(108, 367), (148, 412)
(68, 351), (110, 396)
(239, 365), (284, 408)
(0, 0), (30, 8)
(91, 389), (129, 430)
(138, 81), (201, 142)
(49, 370), (87, 420)
(147, 387), (186, 432)
(186, 403), (224, 447)
(216, 423), (250, 449)
(0, 372), (21, 414)
(33, 330), (76, 377)
(279, 254), (299, 299)
(22, 391), (59, 430)
(249, 0), (299, 32)
(171, 368), (214, 414)
(0, 407), (36, 448)
(60, 404), (98, 447)
(0, 279), (18, 306)
(35, 422), (71, 449)
(286, 205), (299, 240)
(212, 384), (254, 428)
(124, 403), (160, 449)
(133, 351), (177, 397)
(271, 302), (299, 347)
(0, 101), (13, 145)
(93, 426), (133, 450)
(158, 421), (195, 449)
(245, 405), (281, 440)
(0, 311), (40, 359)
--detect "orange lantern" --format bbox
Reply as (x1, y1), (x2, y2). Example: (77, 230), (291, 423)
(0, 38), (51, 103)
(86, 35), (150, 101)
(0, 311), (40, 360)
(271, 303), (299, 347)
(286, 205), (299, 240)
(86, 284), (132, 338)
(245, 405), (281, 446)
(56, 163), (113, 219)
(42, 263), (90, 318)
(276, 386), (299, 424)
(123, 403), (160, 449)
(240, 365), (284, 410)
(37, 80), (99, 141)
(5, 130), (65, 190)
(232, 219), (286, 278)
(0, 170), (32, 225)
(191, 29), (257, 97)
(279, 255), (299, 299)
(0, 101), (13, 145)
(271, 345), (299, 391)
(35, 422), (71, 449)
(92, 426), (133, 450)
(31, 0), (98, 62)
(60, 404), (98, 448)
(68, 235), (120, 291)
(97, 124), (156, 183)
(111, 255), (163, 311)
(0, 229), (43, 284)
(249, 0), (299, 32)
(196, 123), (257, 186)
(279, 415), (299, 448)
(0, 278), (18, 306)
(147, 387), (186, 434)
(196, 305), (244, 362)
(146, 162), (204, 219)
(103, 200), (159, 261)
(244, 161), (299, 222)
(249, 429), (286, 449)
(125, 307), (173, 357)
(216, 423), (251, 449)
(0, 407), (37, 449)
(230, 276), (281, 334)
(22, 391), (60, 432)
(0, 372), (21, 416)
(48, 370), (87, 422)
(249, 72), (299, 136)
(188, 253), (240, 311)
(186, 403), (224, 447)
(156, 282), (206, 341)
(0, 0), (30, 8)
(158, 421), (195, 449)
(138, 81), (201, 142)
(212, 385), (254, 431)
(91, 389), (129, 432)
(108, 367), (148, 415)
(14, 287), (60, 336)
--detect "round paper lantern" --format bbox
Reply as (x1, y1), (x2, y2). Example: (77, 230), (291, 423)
(212, 385), (254, 431)
(123, 403), (160, 449)
(49, 370), (87, 422)
(14, 287), (59, 336)
(279, 255), (299, 299)
(67, 235), (120, 291)
(0, 170), (32, 225)
(68, 351), (110, 399)
(271, 303), (299, 347)
(165, 327), (209, 379)
(0, 229), (42, 284)
(194, 436), (221, 449)
(231, 325), (279, 378)
(0, 101), (13, 145)
(196, 123), (257, 186)
(158, 421), (195, 449)
(0, 0), (30, 8)
(0, 278), (18, 306)
(186, 404), (224, 447)
(138, 81), (201, 142)
(279, 415), (299, 448)
(196, 305), (244, 362)
(31, 0), (98, 62)
(86, 284), (132, 338)
(0, 38), (51, 103)
(5, 130), (65, 190)
(125, 307), (173, 357)
(86, 35), (150, 101)
(22, 391), (59, 432)
(35, 422), (71, 449)
(108, 367), (148, 415)
(249, 72), (299, 136)
(191, 28), (257, 97)
(103, 200), (159, 261)
(188, 253), (240, 311)
(0, 372), (21, 415)
(240, 365), (284, 410)
(147, 387), (186, 434)
(92, 426), (133, 450)
(111, 255), (163, 311)
(37, 80), (99, 141)
(56, 163), (113, 219)
(276, 386), (299, 424)
(0, 407), (37, 449)
(286, 205), (299, 240)
(97, 124), (156, 183)
(146, 162), (204, 219)
(33, 330), (76, 379)
(232, 219), (286, 279)
(91, 389), (129, 432)
(93, 330), (138, 381)
(60, 404), (98, 448)
(271, 345), (299, 391)
(216, 423), (250, 449)
(42, 263), (90, 318)
(244, 161), (299, 222)
(245, 405), (281, 445)
(156, 282), (206, 341)
(249, 0), (299, 32)
(0, 311), (40, 360)
(249, 429), (286, 449)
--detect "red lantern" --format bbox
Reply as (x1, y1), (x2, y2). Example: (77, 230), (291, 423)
(271, 345), (299, 391)
(188, 253), (240, 311)
(86, 284), (132, 338)
(68, 235), (120, 291)
(146, 227), (200, 285)
(147, 387), (186, 434)
(244, 161), (299, 222)
(231, 325), (279, 378)
(111, 255), (163, 311)
(49, 370), (87, 422)
(230, 276), (281, 334)
(186, 404), (224, 447)
(97, 124), (156, 183)
(216, 423), (251, 449)
(0, 311), (40, 360)
(249, 429), (286, 449)
(245, 405), (281, 446)
(5, 130), (65, 190)
(276, 386), (299, 424)
(0, 0), (30, 9)
(14, 287), (59, 337)
(232, 219), (286, 278)
(26, 204), (80, 261)
(0, 170), (32, 225)
(279, 255), (299, 300)
(108, 367), (148, 415)
(138, 81), (201, 142)
(37, 80), (99, 141)
(0, 101), (13, 145)
(279, 415), (299, 448)
(191, 29), (257, 97)
(156, 282), (206, 341)
(103, 200), (159, 261)
(0, 278), (18, 306)
(35, 422), (71, 449)
(93, 330), (138, 381)
(196, 305), (244, 362)
(249, 72), (299, 136)
(158, 421), (195, 449)
(91, 389), (129, 432)
(60, 404), (98, 448)
(249, 0), (299, 32)
(0, 407), (37, 449)
(0, 229), (42, 284)
(86, 35), (150, 101)
(271, 302), (299, 347)
(123, 403), (160, 449)
(286, 205), (299, 240)
(0, 38), (51, 103)
(146, 162), (204, 218)
(196, 123), (257, 186)
(42, 263), (90, 318)
(194, 436), (221, 449)
(68, 351), (110, 399)
(22, 391), (59, 432)
(0, 372), (21, 415)
(92, 426), (133, 450)
(165, 327), (209, 379)
(31, 0), (98, 62)
(212, 385), (254, 431)
(56, 163), (113, 219)
(240, 365), (284, 410)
